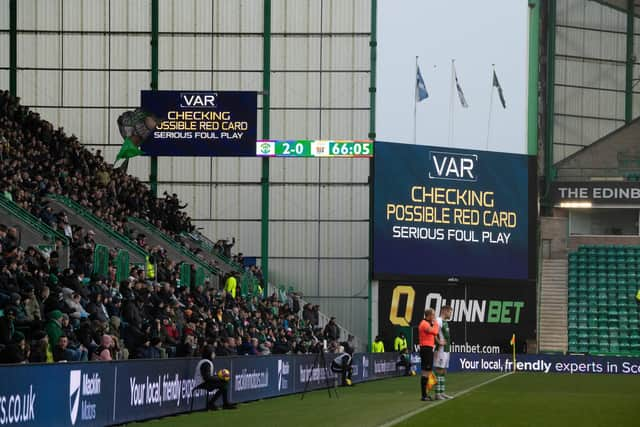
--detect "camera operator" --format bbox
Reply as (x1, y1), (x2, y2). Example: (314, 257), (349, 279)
(330, 346), (353, 387)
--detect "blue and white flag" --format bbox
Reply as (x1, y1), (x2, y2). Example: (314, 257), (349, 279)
(454, 66), (469, 108)
(416, 66), (429, 102)
(493, 70), (506, 108)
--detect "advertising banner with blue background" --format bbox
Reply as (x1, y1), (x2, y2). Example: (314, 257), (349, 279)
(0, 352), (402, 427)
(444, 352), (640, 375)
(139, 91), (257, 157)
(1, 352), (639, 426)
(373, 141), (536, 282)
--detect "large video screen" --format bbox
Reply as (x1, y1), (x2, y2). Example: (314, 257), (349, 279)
(139, 90), (257, 156)
(373, 142), (535, 282)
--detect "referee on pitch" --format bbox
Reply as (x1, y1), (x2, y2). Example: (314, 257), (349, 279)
(418, 308), (439, 401)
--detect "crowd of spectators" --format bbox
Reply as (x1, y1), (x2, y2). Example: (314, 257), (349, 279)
(0, 91), (351, 364)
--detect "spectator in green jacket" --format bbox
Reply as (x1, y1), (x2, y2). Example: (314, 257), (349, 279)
(45, 309), (64, 351)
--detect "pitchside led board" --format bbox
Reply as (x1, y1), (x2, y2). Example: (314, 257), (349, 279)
(139, 91), (257, 156)
(373, 141), (537, 283)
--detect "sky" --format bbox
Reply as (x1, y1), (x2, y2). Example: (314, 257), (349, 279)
(376, 0), (530, 155)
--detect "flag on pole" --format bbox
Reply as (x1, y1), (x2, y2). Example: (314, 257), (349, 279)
(493, 70), (506, 108)
(416, 65), (429, 102)
(510, 334), (515, 347)
(115, 137), (143, 162)
(453, 66), (469, 108)
(427, 371), (438, 392)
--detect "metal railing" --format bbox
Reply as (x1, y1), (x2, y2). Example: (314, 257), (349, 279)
(0, 196), (70, 266)
(127, 216), (220, 278)
(46, 194), (148, 261)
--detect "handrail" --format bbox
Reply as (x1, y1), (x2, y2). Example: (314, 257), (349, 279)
(46, 194), (147, 259)
(127, 216), (220, 276)
(179, 231), (243, 271)
(0, 196), (69, 246)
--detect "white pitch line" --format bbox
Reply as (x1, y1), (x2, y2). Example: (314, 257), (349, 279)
(377, 372), (514, 427)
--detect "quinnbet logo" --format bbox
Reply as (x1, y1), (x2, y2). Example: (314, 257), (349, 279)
(388, 285), (525, 326)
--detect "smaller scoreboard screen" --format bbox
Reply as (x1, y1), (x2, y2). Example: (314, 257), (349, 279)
(256, 140), (373, 158)
(139, 90), (257, 157)
(373, 142), (536, 282)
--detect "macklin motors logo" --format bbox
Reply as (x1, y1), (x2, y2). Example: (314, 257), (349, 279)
(69, 370), (100, 425)
(277, 359), (290, 391)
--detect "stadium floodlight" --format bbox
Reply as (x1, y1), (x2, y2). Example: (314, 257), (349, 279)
(559, 201), (592, 208)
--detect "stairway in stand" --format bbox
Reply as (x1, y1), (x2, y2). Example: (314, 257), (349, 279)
(539, 258), (568, 352)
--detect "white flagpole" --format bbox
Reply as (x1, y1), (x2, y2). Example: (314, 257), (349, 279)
(448, 59), (455, 146)
(414, 56), (418, 145)
(486, 64), (495, 149)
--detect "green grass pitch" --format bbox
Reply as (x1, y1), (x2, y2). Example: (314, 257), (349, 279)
(132, 373), (640, 427)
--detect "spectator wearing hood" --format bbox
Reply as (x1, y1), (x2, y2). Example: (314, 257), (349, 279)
(62, 288), (88, 322)
(0, 330), (27, 364)
(44, 309), (64, 351)
(0, 307), (17, 345)
(28, 331), (53, 363)
(22, 286), (41, 322)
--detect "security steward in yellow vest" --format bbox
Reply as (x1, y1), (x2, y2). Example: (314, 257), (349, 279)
(145, 255), (155, 280)
(372, 335), (385, 353)
(224, 273), (237, 299)
(394, 332), (408, 352)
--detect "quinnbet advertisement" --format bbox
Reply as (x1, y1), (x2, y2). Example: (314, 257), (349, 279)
(378, 281), (536, 353)
(139, 90), (257, 156)
(372, 141), (536, 282)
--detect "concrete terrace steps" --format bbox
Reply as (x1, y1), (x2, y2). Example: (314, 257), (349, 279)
(539, 259), (569, 353)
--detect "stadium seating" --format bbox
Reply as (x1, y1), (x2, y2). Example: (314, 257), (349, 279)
(568, 245), (640, 355)
(0, 90), (352, 364)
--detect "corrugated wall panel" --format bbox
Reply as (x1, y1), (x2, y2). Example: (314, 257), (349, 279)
(272, 0), (321, 33)
(269, 222), (319, 258)
(110, 35), (151, 71)
(553, 0), (634, 163)
(18, 0), (61, 31)
(270, 185), (319, 220)
(17, 34), (61, 68)
(110, 0), (151, 32)
(268, 259), (319, 290)
(319, 185), (368, 219)
(0, 33), (9, 87)
(272, 37), (321, 70)
(0, 0), (8, 29)
(319, 222), (368, 258)
(322, 0), (370, 33)
(270, 158), (320, 183)
(159, 0), (213, 32)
